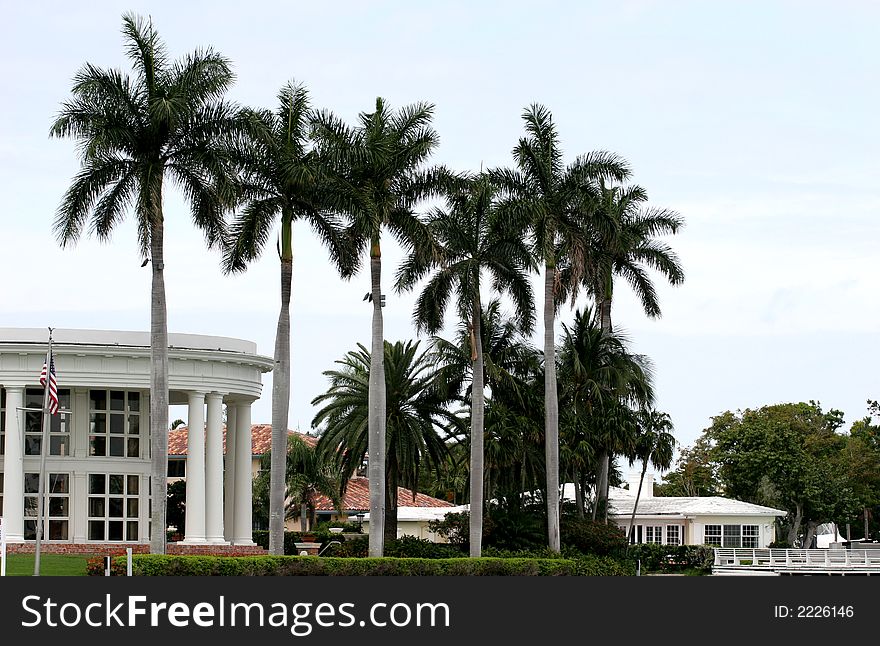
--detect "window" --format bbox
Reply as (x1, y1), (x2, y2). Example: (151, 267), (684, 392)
(723, 524), (741, 548)
(89, 390), (141, 458)
(24, 472), (69, 540)
(666, 525), (680, 546)
(645, 526), (663, 544)
(628, 525), (643, 544)
(742, 525), (760, 548)
(704, 524), (722, 546)
(24, 388), (71, 456)
(167, 460), (185, 478)
(705, 523), (760, 547)
(0, 473), (3, 515)
(88, 473), (140, 541)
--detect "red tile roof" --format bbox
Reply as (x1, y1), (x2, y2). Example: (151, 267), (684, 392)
(168, 424), (318, 456)
(169, 427), (451, 511)
(313, 476), (453, 512)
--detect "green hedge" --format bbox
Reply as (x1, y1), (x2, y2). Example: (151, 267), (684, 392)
(326, 535), (465, 559)
(625, 544), (714, 573)
(110, 555), (634, 576)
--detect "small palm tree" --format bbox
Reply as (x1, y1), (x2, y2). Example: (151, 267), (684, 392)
(252, 434), (344, 533)
(626, 409), (676, 545)
(223, 81), (349, 555)
(397, 174), (534, 556)
(312, 98), (450, 556)
(493, 107), (630, 551)
(50, 14), (241, 552)
(312, 340), (455, 542)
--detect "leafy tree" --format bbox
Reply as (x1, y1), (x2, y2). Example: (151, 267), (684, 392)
(223, 81), (349, 555)
(397, 174), (534, 556)
(312, 99), (449, 556)
(708, 402), (848, 546)
(493, 104), (629, 551)
(312, 340), (455, 542)
(655, 436), (720, 497)
(50, 14), (241, 552)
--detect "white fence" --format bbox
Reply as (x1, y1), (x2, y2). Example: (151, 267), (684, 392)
(714, 548), (880, 572)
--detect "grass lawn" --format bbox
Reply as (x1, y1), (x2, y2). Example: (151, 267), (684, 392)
(2, 554), (93, 576)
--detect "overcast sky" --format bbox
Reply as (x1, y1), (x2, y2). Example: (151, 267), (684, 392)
(2, 1), (878, 465)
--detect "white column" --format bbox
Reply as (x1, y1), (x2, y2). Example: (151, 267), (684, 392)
(232, 401), (253, 545)
(182, 391), (206, 543)
(205, 392), (226, 544)
(1, 387), (24, 542)
(223, 403), (236, 542)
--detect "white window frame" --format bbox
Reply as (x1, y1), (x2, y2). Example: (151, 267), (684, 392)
(24, 388), (72, 457)
(666, 525), (681, 546)
(88, 389), (142, 459)
(704, 524), (722, 546)
(24, 472), (70, 541)
(87, 473), (141, 542)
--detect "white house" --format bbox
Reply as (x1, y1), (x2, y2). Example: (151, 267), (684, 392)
(605, 473), (787, 548)
(0, 328), (273, 550)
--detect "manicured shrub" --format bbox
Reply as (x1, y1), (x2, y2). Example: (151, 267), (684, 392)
(319, 535), (465, 559)
(124, 555), (598, 576)
(121, 553), (636, 576)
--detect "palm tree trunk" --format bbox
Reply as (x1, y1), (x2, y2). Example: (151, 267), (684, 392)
(594, 286), (613, 522)
(269, 212), (293, 556)
(544, 263), (560, 552)
(385, 458), (398, 543)
(368, 239), (386, 557)
(627, 460), (649, 548)
(300, 502), (308, 532)
(573, 467), (584, 519)
(469, 297), (485, 557)
(149, 198), (169, 554)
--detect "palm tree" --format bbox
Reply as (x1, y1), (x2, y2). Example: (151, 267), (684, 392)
(252, 433), (344, 533)
(557, 309), (654, 520)
(312, 98), (449, 556)
(583, 183), (684, 516)
(397, 174), (534, 556)
(50, 14), (241, 553)
(222, 81), (349, 555)
(312, 340), (455, 542)
(493, 104), (630, 551)
(626, 409), (676, 545)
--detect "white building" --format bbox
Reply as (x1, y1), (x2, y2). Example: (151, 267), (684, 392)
(605, 473), (787, 548)
(0, 328), (273, 549)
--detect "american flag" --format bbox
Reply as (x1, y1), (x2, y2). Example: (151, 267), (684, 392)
(39, 352), (59, 415)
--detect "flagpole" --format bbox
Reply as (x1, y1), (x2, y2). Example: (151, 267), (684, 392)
(33, 327), (54, 577)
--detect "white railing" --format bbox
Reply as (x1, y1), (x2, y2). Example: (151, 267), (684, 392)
(714, 548), (880, 570)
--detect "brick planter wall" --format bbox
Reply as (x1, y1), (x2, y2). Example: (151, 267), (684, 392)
(6, 543), (150, 556)
(5, 543), (267, 557)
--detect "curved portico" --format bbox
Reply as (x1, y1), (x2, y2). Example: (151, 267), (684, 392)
(0, 328), (273, 549)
